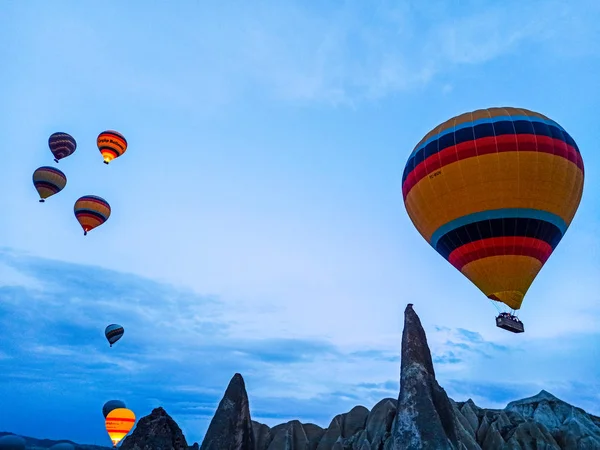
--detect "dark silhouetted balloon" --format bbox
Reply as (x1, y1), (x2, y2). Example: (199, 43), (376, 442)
(105, 324), (124, 347)
(48, 132), (77, 163)
(103, 400), (127, 418)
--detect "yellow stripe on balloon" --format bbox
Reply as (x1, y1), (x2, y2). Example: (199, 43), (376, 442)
(404, 152), (584, 243)
(105, 408), (136, 447)
(461, 255), (543, 310)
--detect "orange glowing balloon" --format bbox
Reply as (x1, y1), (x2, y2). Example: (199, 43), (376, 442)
(105, 407), (135, 447)
(98, 130), (127, 164)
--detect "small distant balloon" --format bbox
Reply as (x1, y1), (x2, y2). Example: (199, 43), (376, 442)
(49, 444), (75, 450)
(0, 434), (26, 450)
(105, 408), (136, 447)
(98, 130), (127, 164)
(105, 324), (124, 347)
(73, 195), (111, 236)
(32, 166), (67, 202)
(103, 399), (127, 418)
(48, 132), (77, 163)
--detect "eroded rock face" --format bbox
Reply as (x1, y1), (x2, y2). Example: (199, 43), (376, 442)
(190, 305), (600, 450)
(391, 303), (461, 450)
(199, 373), (255, 450)
(120, 407), (188, 450)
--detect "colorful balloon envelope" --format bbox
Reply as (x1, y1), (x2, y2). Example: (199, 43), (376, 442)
(98, 130), (127, 164)
(105, 324), (124, 347)
(402, 107), (584, 312)
(105, 407), (136, 447)
(0, 435), (25, 450)
(103, 399), (127, 418)
(74, 195), (111, 236)
(32, 166), (67, 202)
(48, 132), (77, 163)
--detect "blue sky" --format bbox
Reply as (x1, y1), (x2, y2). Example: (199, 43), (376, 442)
(1, 0), (599, 446)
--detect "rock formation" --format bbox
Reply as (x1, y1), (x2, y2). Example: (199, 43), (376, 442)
(119, 406), (188, 450)
(199, 373), (255, 450)
(4, 304), (600, 449)
(197, 303), (600, 449)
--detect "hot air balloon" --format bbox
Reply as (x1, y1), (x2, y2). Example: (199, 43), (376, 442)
(48, 132), (77, 163)
(32, 166), (67, 202)
(402, 107), (584, 333)
(0, 435), (25, 450)
(49, 444), (75, 450)
(105, 407), (136, 447)
(74, 195), (111, 236)
(98, 130), (127, 164)
(103, 399), (127, 418)
(105, 324), (124, 347)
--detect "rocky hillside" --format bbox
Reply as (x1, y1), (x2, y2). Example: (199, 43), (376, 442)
(196, 304), (600, 450)
(0, 433), (110, 450)
(4, 304), (600, 449)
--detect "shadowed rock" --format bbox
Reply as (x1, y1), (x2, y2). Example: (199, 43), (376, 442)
(391, 303), (462, 449)
(200, 373), (255, 450)
(120, 407), (188, 450)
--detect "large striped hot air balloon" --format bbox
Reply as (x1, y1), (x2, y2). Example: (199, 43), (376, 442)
(104, 324), (124, 347)
(32, 166), (67, 202)
(48, 132), (77, 163)
(105, 408), (136, 447)
(98, 130), (127, 164)
(402, 107), (584, 333)
(74, 195), (111, 236)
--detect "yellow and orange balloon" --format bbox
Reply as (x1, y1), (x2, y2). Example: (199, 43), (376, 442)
(105, 407), (136, 447)
(402, 106), (584, 312)
(98, 130), (127, 164)
(74, 195), (111, 236)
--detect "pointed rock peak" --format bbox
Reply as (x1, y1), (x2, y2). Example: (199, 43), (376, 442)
(151, 406), (168, 416)
(402, 303), (435, 377)
(393, 303), (462, 449)
(120, 406), (189, 450)
(200, 373), (255, 450)
(506, 390), (561, 408)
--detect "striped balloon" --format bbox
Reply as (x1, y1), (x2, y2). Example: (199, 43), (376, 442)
(32, 166), (67, 202)
(74, 195), (111, 236)
(104, 324), (124, 347)
(105, 408), (136, 447)
(48, 132), (77, 163)
(402, 107), (584, 311)
(98, 130), (127, 164)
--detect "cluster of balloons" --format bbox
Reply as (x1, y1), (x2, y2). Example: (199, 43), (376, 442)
(32, 131), (128, 235)
(100, 353), (135, 446)
(32, 131), (135, 447)
(103, 401), (136, 447)
(402, 106), (585, 333)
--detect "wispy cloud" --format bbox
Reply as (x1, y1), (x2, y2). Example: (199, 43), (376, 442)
(0, 250), (399, 444)
(1, 249), (599, 445)
(6, 0), (597, 111)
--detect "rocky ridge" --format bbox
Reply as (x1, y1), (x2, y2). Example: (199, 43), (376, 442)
(198, 304), (600, 450)
(4, 304), (600, 449)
